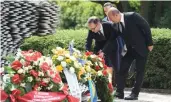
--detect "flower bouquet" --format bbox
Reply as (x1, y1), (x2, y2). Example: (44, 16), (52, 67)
(84, 51), (114, 102)
(1, 50), (79, 102)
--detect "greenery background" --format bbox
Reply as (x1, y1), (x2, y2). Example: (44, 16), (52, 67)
(20, 1), (171, 89)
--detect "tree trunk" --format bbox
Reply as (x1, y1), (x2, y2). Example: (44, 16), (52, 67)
(121, 1), (130, 12)
(140, 1), (150, 22)
(154, 1), (163, 27)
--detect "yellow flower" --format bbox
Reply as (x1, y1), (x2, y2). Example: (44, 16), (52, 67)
(56, 65), (63, 72)
(78, 68), (86, 80)
(52, 55), (58, 61)
(66, 58), (71, 63)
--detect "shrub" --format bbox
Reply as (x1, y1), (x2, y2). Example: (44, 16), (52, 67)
(21, 28), (171, 89)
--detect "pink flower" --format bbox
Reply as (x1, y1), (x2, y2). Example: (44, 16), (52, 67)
(40, 62), (50, 72)
(11, 60), (22, 70)
(95, 66), (100, 71)
(102, 70), (108, 76)
(30, 70), (38, 77)
(52, 73), (62, 84)
(12, 74), (22, 84)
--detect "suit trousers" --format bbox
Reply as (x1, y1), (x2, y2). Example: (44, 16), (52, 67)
(117, 47), (148, 95)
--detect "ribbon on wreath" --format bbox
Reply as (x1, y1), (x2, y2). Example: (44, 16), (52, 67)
(1, 90), (79, 102)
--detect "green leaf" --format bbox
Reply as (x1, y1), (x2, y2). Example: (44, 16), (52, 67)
(4, 66), (15, 74)
(4, 53), (15, 63)
(25, 83), (32, 93)
(18, 87), (26, 96)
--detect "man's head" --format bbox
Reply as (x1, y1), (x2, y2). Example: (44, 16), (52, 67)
(87, 16), (101, 33)
(108, 7), (121, 23)
(103, 2), (113, 16)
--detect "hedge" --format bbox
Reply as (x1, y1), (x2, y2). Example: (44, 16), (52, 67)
(20, 28), (171, 89)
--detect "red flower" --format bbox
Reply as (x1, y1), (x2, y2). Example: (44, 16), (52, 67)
(33, 83), (39, 91)
(101, 59), (105, 64)
(30, 70), (38, 77)
(24, 51), (42, 62)
(11, 60), (22, 70)
(85, 51), (93, 56)
(12, 89), (21, 96)
(62, 84), (69, 95)
(40, 62), (50, 72)
(108, 83), (114, 93)
(12, 74), (22, 84)
(103, 64), (108, 69)
(52, 73), (62, 84)
(40, 81), (47, 86)
(24, 61), (30, 67)
(95, 66), (100, 71)
(102, 70), (108, 76)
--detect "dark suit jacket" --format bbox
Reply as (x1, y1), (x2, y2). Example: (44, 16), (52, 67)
(85, 22), (118, 54)
(103, 12), (153, 57)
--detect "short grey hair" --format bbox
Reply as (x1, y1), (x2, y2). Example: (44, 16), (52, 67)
(104, 2), (113, 7)
(87, 16), (100, 24)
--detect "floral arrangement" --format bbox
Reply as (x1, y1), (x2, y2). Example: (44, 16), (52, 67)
(1, 50), (70, 102)
(51, 47), (92, 83)
(84, 51), (114, 102)
(51, 46), (114, 102)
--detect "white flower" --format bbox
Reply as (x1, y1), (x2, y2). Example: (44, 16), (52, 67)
(38, 71), (44, 76)
(10, 85), (16, 91)
(70, 56), (76, 61)
(95, 62), (98, 66)
(69, 67), (75, 73)
(57, 56), (64, 61)
(37, 87), (42, 91)
(20, 59), (25, 65)
(24, 67), (29, 72)
(17, 68), (24, 74)
(56, 47), (62, 50)
(28, 66), (33, 70)
(99, 62), (103, 67)
(97, 71), (103, 76)
(61, 61), (67, 68)
(36, 78), (41, 81)
(65, 53), (70, 58)
(90, 55), (96, 59)
(3, 74), (11, 83)
(20, 83), (26, 87)
(43, 78), (50, 83)
(47, 84), (54, 90)
(45, 57), (53, 66)
(74, 62), (79, 68)
(0, 67), (4, 74)
(27, 77), (33, 82)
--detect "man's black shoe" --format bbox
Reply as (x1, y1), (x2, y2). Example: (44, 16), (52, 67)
(124, 93), (138, 100)
(114, 92), (124, 99)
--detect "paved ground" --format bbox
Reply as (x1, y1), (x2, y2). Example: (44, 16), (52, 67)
(115, 91), (171, 102)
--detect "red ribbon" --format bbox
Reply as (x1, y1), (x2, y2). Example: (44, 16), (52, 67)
(0, 89), (8, 101)
(1, 90), (79, 102)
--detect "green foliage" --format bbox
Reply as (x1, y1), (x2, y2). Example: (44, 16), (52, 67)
(159, 6), (171, 29)
(56, 1), (104, 29)
(96, 76), (113, 102)
(20, 29), (89, 55)
(21, 28), (171, 89)
(128, 0), (140, 12)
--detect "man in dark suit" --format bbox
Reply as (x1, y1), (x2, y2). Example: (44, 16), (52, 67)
(103, 8), (154, 100)
(85, 16), (119, 87)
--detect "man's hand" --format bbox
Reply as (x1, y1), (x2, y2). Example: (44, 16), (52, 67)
(98, 51), (104, 58)
(148, 46), (153, 52)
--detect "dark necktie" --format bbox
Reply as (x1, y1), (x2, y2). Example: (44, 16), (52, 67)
(98, 31), (105, 40)
(119, 22), (124, 33)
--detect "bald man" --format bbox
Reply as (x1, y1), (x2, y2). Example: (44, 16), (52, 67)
(107, 8), (153, 100)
